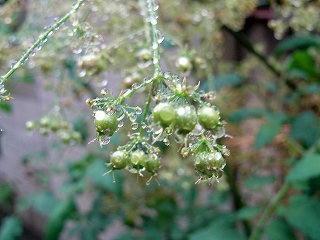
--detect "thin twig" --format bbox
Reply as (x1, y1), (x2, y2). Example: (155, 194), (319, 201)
(0, 0), (86, 84)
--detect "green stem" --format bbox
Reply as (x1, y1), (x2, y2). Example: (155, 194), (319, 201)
(222, 25), (280, 77)
(104, 29), (144, 53)
(139, 0), (151, 43)
(117, 77), (153, 104)
(249, 137), (320, 240)
(139, 89), (153, 139)
(0, 0), (86, 84)
(224, 163), (251, 237)
(248, 182), (290, 240)
(222, 25), (296, 90)
(146, 0), (162, 75)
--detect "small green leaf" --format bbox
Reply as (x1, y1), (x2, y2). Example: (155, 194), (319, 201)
(290, 112), (320, 147)
(45, 197), (77, 240)
(282, 195), (320, 240)
(286, 50), (317, 78)
(245, 175), (275, 190)
(275, 36), (320, 58)
(0, 102), (12, 113)
(189, 214), (244, 240)
(0, 216), (22, 240)
(0, 184), (14, 207)
(299, 83), (320, 94)
(228, 108), (266, 123)
(211, 73), (244, 91)
(31, 191), (59, 215)
(286, 154), (320, 182)
(255, 121), (281, 149)
(264, 218), (297, 240)
(85, 159), (123, 198)
(200, 73), (244, 92)
(236, 206), (261, 220)
(208, 191), (229, 205)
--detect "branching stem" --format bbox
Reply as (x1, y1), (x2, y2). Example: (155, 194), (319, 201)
(146, 0), (162, 75)
(0, 0), (86, 85)
(249, 138), (320, 240)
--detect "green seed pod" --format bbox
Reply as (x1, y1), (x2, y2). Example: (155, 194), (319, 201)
(94, 110), (118, 136)
(145, 154), (161, 173)
(110, 150), (129, 170)
(175, 105), (197, 134)
(130, 150), (147, 170)
(197, 106), (219, 130)
(152, 102), (176, 127)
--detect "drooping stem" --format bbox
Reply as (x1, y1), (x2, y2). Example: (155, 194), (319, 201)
(117, 77), (153, 104)
(0, 0), (86, 85)
(140, 89), (153, 139)
(249, 137), (320, 240)
(146, 0), (162, 75)
(139, 0), (151, 43)
(222, 25), (297, 90)
(248, 182), (290, 240)
(224, 163), (251, 237)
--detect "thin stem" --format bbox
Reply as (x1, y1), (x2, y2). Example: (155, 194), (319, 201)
(139, 0), (151, 43)
(146, 0), (162, 75)
(140, 89), (153, 139)
(117, 77), (153, 104)
(249, 137), (320, 240)
(0, 0), (86, 84)
(222, 25), (297, 90)
(222, 25), (280, 77)
(248, 183), (290, 240)
(224, 163), (251, 237)
(104, 29), (144, 53)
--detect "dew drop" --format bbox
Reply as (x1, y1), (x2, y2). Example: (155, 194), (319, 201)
(132, 82), (140, 89)
(180, 148), (189, 158)
(163, 137), (170, 146)
(78, 70), (86, 77)
(99, 136), (111, 146)
(150, 18), (157, 25)
(165, 127), (173, 135)
(123, 89), (131, 98)
(152, 0), (159, 11)
(131, 122), (139, 130)
(156, 30), (164, 44)
(212, 105), (220, 114)
(145, 126), (152, 133)
(73, 48), (82, 54)
(172, 74), (181, 84)
(118, 120), (124, 127)
(191, 123), (205, 136)
(143, 77), (152, 84)
(10, 61), (18, 69)
(163, 72), (171, 79)
(116, 109), (125, 121)
(135, 106), (142, 114)
(129, 113), (137, 122)
(214, 127), (225, 138)
(152, 42), (158, 50)
(206, 91), (216, 100)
